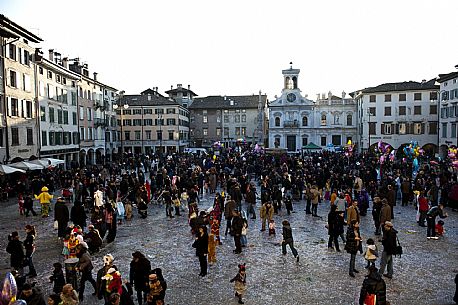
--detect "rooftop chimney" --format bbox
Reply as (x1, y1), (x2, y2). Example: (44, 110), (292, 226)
(48, 49), (54, 61)
(62, 57), (68, 68)
(188, 85), (190, 90)
(342, 91), (346, 98)
(93, 72), (98, 81)
(177, 84), (182, 88)
(171, 85), (173, 90)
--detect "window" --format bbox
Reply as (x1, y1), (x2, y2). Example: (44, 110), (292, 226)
(224, 115), (229, 123)
(56, 74), (61, 83)
(72, 112), (77, 125)
(203, 128), (208, 136)
(166, 119), (176, 125)
(156, 130), (162, 140)
(241, 127), (246, 136)
(429, 122), (437, 135)
(235, 127), (240, 136)
(399, 93), (406, 101)
(414, 106), (422, 115)
(321, 114), (327, 126)
(274, 137), (280, 148)
(25, 100), (32, 118)
(10, 98), (19, 116)
(49, 131), (55, 145)
(63, 77), (66, 85)
(58, 109), (63, 124)
(49, 108), (55, 123)
(320, 136), (327, 146)
(144, 109), (152, 115)
(241, 114), (246, 123)
(430, 91), (437, 100)
(399, 106), (406, 115)
(155, 109), (164, 115)
(302, 137), (308, 147)
(87, 108), (92, 121)
(123, 109), (131, 115)
(166, 108), (176, 114)
(382, 123), (392, 135)
(11, 128), (19, 145)
(144, 119), (153, 126)
(80, 128), (84, 141)
(135, 131), (141, 140)
(8, 44), (16, 60)
(369, 95), (376, 102)
(346, 114), (352, 126)
(123, 119), (132, 126)
(332, 135), (341, 146)
(168, 131), (174, 140)
(203, 110), (208, 123)
(413, 123), (424, 135)
(39, 67), (43, 74)
(155, 118), (163, 125)
(133, 119), (142, 126)
(42, 131), (47, 146)
(368, 107), (376, 116)
(442, 123), (447, 138)
(47, 71), (53, 79)
(398, 123), (406, 135)
(63, 132), (71, 145)
(79, 106), (84, 120)
(216, 128), (221, 136)
(234, 115), (240, 123)
(23, 74), (31, 92)
(452, 123), (457, 138)
(146, 130), (151, 140)
(133, 109), (142, 115)
(73, 132), (79, 144)
(40, 106), (46, 121)
(63, 111), (68, 124)
(275, 117), (280, 127)
(369, 122), (376, 135)
(384, 94), (391, 102)
(302, 116), (308, 126)
(9, 71), (17, 87)
(384, 107), (391, 116)
(55, 131), (62, 145)
(414, 93), (422, 101)
(224, 127), (229, 136)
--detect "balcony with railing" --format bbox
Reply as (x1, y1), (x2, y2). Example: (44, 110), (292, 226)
(284, 120), (299, 128)
(94, 118), (107, 128)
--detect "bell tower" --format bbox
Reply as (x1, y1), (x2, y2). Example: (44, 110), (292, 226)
(282, 62), (300, 92)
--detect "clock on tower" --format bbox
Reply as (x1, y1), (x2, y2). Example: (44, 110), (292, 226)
(287, 93), (296, 102)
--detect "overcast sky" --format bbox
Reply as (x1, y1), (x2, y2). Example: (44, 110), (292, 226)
(2, 0), (457, 99)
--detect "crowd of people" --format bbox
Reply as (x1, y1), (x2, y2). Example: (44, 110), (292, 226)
(2, 147), (458, 305)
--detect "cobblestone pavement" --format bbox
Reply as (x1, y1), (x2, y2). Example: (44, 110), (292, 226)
(0, 190), (457, 305)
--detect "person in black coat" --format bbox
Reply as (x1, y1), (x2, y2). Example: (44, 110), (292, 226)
(129, 251), (151, 305)
(231, 211), (244, 254)
(84, 225), (103, 254)
(71, 200), (87, 230)
(281, 219), (299, 262)
(151, 268), (167, 304)
(359, 266), (387, 305)
(192, 226), (208, 276)
(379, 221), (397, 279)
(24, 194), (37, 217)
(345, 219), (362, 277)
(54, 198), (69, 238)
(372, 196), (383, 235)
(6, 231), (24, 274)
(327, 205), (342, 252)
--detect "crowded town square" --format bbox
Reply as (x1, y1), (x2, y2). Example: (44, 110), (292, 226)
(0, 149), (457, 305)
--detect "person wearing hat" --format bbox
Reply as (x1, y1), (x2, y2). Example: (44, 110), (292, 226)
(6, 231), (24, 274)
(35, 186), (53, 217)
(54, 197), (69, 239)
(129, 251), (151, 305)
(379, 221), (397, 279)
(358, 265), (387, 305)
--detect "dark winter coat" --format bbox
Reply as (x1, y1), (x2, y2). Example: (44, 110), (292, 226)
(77, 249), (93, 272)
(23, 232), (35, 256)
(71, 201), (87, 228)
(129, 256), (151, 291)
(54, 200), (69, 223)
(426, 206), (447, 219)
(379, 203), (391, 225)
(359, 271), (387, 305)
(372, 200), (382, 225)
(231, 215), (243, 236)
(50, 269), (65, 294)
(18, 287), (46, 305)
(6, 238), (24, 269)
(327, 211), (341, 235)
(282, 224), (294, 243)
(192, 232), (209, 256)
(345, 226), (362, 254)
(381, 228), (397, 255)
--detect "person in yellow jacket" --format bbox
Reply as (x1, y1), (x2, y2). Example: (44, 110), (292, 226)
(35, 186), (53, 217)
